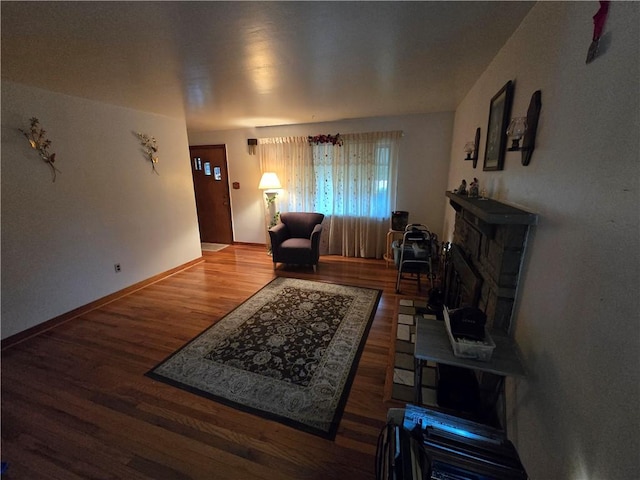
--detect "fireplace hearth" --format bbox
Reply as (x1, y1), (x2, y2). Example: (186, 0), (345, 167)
(444, 192), (537, 335)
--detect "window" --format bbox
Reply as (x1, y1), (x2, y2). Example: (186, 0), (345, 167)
(311, 142), (393, 218)
(259, 131), (401, 258)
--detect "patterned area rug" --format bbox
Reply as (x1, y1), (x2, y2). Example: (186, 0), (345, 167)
(147, 277), (381, 439)
(390, 299), (439, 408)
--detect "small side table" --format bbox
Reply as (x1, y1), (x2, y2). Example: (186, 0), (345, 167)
(414, 317), (526, 425)
(383, 229), (404, 267)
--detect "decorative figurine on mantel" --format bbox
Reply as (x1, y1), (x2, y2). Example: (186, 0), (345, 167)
(469, 178), (479, 198)
(455, 179), (467, 195)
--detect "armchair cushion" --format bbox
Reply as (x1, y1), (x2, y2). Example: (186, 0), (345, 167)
(269, 212), (325, 270)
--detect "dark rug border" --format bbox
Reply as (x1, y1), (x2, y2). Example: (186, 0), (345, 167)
(145, 276), (382, 440)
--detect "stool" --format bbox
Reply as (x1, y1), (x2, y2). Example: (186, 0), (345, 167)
(383, 229), (404, 267)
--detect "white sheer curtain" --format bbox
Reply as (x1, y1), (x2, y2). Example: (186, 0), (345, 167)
(259, 131), (401, 259)
(258, 137), (314, 212)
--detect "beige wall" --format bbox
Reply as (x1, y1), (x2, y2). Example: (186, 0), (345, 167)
(188, 126), (264, 244)
(188, 112), (454, 244)
(1, 81), (202, 339)
(445, 2), (639, 478)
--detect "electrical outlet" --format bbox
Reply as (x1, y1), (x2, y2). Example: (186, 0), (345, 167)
(114, 263), (121, 273)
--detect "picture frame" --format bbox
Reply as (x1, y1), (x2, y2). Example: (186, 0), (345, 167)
(483, 80), (514, 171)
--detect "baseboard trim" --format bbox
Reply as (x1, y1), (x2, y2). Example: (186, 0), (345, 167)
(1, 256), (205, 351)
(231, 241), (267, 247)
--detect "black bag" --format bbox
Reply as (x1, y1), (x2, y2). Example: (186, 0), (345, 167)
(427, 287), (444, 311)
(449, 306), (486, 341)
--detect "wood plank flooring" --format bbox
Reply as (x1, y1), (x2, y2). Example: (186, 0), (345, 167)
(1, 244), (427, 479)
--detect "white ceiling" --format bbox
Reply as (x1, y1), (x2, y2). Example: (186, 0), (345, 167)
(1, 1), (534, 132)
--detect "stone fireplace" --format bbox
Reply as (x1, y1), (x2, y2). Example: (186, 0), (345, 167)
(444, 192), (537, 335)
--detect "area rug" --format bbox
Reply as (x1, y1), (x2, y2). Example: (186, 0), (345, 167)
(146, 277), (381, 439)
(389, 298), (439, 408)
(201, 242), (229, 252)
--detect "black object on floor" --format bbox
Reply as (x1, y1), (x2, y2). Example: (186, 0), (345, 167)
(436, 363), (480, 413)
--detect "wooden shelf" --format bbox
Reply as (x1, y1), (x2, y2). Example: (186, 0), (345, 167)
(446, 192), (537, 226)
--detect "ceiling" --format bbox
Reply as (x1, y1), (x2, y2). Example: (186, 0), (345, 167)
(1, 1), (534, 132)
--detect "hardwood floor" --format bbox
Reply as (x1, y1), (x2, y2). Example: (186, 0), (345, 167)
(1, 245), (427, 479)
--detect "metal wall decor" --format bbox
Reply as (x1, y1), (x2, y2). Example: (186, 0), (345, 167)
(19, 117), (60, 182)
(135, 132), (159, 174)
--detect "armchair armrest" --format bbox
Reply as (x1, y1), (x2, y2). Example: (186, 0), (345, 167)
(269, 223), (289, 250)
(310, 224), (323, 254)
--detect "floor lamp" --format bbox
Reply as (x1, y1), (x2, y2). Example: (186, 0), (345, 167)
(258, 172), (282, 252)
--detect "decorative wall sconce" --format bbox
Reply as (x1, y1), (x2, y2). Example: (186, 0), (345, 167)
(463, 142), (475, 160)
(464, 127), (481, 168)
(135, 132), (159, 174)
(248, 138), (258, 155)
(506, 90), (542, 166)
(506, 117), (528, 149)
(19, 117), (60, 182)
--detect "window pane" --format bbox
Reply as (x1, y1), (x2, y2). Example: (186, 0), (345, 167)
(309, 142), (391, 218)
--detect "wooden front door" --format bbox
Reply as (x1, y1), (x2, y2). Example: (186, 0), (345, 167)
(189, 144), (233, 244)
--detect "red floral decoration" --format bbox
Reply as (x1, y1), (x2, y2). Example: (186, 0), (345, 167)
(308, 133), (343, 146)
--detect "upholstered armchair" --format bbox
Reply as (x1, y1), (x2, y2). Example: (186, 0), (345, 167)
(268, 212), (325, 271)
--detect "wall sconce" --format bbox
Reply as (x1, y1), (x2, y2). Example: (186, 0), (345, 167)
(506, 117), (528, 150)
(464, 127), (481, 168)
(248, 138), (258, 155)
(463, 142), (476, 160)
(506, 90), (542, 166)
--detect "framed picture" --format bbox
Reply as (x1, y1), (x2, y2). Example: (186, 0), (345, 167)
(483, 80), (514, 171)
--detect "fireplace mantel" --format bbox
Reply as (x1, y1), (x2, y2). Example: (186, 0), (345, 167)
(445, 191), (537, 334)
(446, 192), (537, 225)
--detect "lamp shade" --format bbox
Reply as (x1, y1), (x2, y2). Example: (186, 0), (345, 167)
(258, 172), (282, 190)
